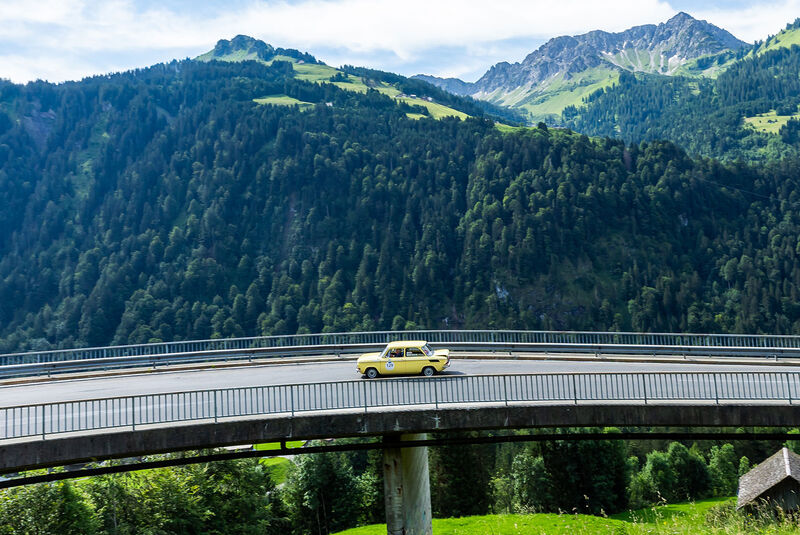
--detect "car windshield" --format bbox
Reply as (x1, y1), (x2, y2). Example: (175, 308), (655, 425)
(421, 344), (433, 357)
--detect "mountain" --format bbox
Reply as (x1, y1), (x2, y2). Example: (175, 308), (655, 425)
(413, 74), (474, 96)
(561, 18), (800, 162)
(195, 34), (318, 64)
(416, 12), (748, 121)
(193, 36), (523, 124)
(754, 17), (800, 55)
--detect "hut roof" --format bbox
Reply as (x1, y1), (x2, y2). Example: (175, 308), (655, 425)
(737, 447), (800, 508)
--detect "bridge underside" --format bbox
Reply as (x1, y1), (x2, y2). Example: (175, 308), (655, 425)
(2, 402), (798, 475)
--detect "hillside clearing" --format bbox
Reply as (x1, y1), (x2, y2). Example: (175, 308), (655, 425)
(744, 109), (800, 134)
(398, 97), (469, 120)
(518, 67), (619, 122)
(253, 95), (315, 109)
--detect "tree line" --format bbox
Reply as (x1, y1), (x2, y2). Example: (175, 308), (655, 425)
(0, 431), (784, 534)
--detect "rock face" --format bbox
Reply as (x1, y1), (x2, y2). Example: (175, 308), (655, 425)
(196, 35), (318, 65)
(412, 75), (474, 96)
(415, 12), (748, 109)
(208, 35), (276, 61)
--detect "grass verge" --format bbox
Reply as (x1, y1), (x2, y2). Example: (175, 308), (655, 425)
(334, 497), (800, 534)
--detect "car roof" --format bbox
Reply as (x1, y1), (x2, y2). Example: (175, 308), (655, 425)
(385, 340), (427, 348)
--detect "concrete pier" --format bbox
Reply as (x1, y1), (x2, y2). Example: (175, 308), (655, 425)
(383, 433), (432, 535)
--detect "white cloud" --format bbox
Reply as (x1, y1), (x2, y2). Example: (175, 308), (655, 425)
(229, 0), (677, 57)
(691, 0), (800, 42)
(0, 0), (84, 25)
(0, 0), (796, 82)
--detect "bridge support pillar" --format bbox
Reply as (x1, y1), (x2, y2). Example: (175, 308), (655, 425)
(383, 433), (432, 535)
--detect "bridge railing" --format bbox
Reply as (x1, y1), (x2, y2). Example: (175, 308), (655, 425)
(1, 372), (797, 441)
(5, 330), (800, 378)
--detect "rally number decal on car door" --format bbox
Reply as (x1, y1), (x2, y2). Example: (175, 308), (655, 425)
(385, 361), (395, 370)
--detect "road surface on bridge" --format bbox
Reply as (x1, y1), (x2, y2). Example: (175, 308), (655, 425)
(4, 358), (800, 407)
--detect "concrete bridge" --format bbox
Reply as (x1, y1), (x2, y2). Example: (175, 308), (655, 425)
(4, 366), (800, 533)
(6, 330), (800, 533)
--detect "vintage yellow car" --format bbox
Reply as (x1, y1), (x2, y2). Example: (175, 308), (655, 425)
(357, 340), (450, 378)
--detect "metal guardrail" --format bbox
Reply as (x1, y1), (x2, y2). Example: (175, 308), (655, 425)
(5, 330), (800, 379)
(6, 330), (800, 365)
(1, 372), (797, 441)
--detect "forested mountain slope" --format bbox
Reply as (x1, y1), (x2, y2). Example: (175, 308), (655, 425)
(1, 58), (800, 352)
(562, 20), (800, 162)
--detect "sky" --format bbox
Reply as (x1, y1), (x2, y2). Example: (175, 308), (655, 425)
(1, 0), (799, 84)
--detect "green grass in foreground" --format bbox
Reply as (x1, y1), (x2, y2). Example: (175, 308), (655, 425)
(334, 497), (800, 534)
(336, 513), (625, 535)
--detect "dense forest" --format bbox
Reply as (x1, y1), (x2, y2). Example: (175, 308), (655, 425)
(562, 33), (800, 162)
(3, 57), (800, 351)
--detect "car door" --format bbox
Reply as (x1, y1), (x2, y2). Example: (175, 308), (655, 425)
(381, 348), (402, 374)
(404, 346), (426, 374)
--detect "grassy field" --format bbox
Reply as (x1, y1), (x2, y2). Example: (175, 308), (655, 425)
(253, 440), (305, 451)
(336, 513), (627, 535)
(495, 123), (526, 133)
(334, 497), (800, 534)
(195, 49), (261, 63)
(253, 440), (304, 484)
(253, 95), (315, 109)
(758, 27), (800, 55)
(486, 66), (619, 122)
(260, 457), (292, 484)
(292, 62), (343, 82)
(199, 46), (471, 122)
(744, 109), (800, 134)
(398, 97), (469, 120)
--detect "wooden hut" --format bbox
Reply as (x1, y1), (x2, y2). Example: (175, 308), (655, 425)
(737, 447), (800, 511)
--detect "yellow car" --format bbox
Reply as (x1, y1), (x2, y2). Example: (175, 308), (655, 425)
(357, 340), (450, 378)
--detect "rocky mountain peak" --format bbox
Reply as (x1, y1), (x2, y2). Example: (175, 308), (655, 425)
(414, 12), (750, 118)
(205, 35), (276, 61)
(195, 35), (319, 65)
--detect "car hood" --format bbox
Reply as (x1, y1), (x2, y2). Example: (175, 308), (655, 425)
(357, 352), (382, 362)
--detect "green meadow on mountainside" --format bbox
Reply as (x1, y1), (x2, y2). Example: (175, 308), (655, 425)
(197, 35), (482, 122)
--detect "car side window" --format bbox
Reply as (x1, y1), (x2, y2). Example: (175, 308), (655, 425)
(406, 347), (424, 357)
(388, 348), (404, 359)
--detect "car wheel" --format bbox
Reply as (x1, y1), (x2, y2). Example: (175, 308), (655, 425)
(422, 366), (435, 377)
(365, 368), (379, 379)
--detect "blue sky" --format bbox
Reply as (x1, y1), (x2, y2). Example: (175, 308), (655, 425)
(1, 0), (798, 84)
